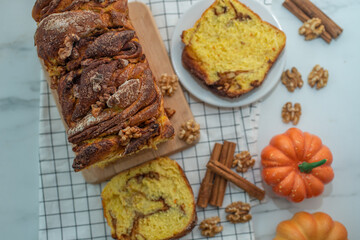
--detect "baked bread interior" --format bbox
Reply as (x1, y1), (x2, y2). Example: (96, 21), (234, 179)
(32, 0), (174, 171)
(182, 0), (286, 98)
(101, 157), (197, 240)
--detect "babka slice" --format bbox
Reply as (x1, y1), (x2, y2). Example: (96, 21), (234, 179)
(32, 0), (174, 171)
(182, 0), (286, 98)
(101, 157), (197, 240)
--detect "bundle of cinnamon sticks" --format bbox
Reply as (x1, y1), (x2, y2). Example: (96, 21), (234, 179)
(283, 0), (343, 43)
(197, 141), (265, 208)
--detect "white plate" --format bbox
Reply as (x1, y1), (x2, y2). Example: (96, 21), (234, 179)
(170, 0), (286, 108)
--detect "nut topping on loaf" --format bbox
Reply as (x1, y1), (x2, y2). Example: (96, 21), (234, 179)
(33, 0), (174, 171)
(181, 0), (286, 98)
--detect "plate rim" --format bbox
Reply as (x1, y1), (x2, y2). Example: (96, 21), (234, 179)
(170, 0), (286, 108)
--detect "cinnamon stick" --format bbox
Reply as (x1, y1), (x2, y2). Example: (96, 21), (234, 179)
(197, 143), (223, 208)
(283, 0), (332, 43)
(290, 0), (342, 39)
(207, 160), (265, 201)
(209, 141), (231, 206)
(214, 141), (236, 207)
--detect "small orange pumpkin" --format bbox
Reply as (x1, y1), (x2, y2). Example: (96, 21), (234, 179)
(274, 212), (348, 240)
(261, 128), (334, 202)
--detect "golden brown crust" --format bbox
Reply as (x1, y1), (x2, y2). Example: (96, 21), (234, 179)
(32, 0), (130, 23)
(181, 0), (286, 98)
(181, 48), (235, 98)
(182, 45), (285, 98)
(168, 160), (197, 240)
(72, 121), (165, 171)
(35, 11), (107, 64)
(33, 0), (174, 171)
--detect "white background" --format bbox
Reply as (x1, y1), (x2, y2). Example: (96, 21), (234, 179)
(254, 1), (360, 239)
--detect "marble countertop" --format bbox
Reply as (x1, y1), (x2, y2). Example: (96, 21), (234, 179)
(254, 1), (360, 239)
(1, 0), (359, 239)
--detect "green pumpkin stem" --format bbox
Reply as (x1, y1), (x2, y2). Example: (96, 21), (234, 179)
(298, 159), (327, 173)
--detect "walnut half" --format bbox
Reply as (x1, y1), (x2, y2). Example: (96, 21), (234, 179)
(282, 102), (302, 125)
(308, 65), (329, 89)
(178, 119), (200, 144)
(158, 73), (178, 96)
(225, 201), (252, 223)
(164, 107), (176, 119)
(299, 18), (325, 40)
(199, 216), (223, 237)
(118, 126), (142, 146)
(232, 151), (255, 173)
(281, 67), (303, 92)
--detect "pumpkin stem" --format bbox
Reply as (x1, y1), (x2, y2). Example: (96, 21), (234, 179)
(298, 159), (327, 173)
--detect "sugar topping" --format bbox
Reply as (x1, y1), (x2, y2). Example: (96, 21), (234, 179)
(38, 11), (100, 34)
(67, 110), (112, 136)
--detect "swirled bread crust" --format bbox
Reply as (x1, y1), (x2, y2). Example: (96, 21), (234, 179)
(32, 0), (130, 23)
(33, 0), (174, 171)
(101, 157), (197, 240)
(181, 0), (286, 98)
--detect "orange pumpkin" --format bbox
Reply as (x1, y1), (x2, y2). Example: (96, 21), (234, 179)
(274, 212), (348, 240)
(261, 128), (334, 202)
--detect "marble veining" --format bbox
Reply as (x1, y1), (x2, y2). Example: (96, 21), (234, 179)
(0, 1), (41, 239)
(0, 40), (34, 52)
(0, 97), (39, 111)
(254, 0), (360, 239)
(316, 0), (360, 14)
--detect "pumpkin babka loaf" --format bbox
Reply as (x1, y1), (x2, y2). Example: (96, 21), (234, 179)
(32, 0), (174, 171)
(101, 157), (197, 240)
(182, 0), (286, 98)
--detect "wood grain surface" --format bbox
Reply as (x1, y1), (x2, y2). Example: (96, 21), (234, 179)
(80, 2), (195, 183)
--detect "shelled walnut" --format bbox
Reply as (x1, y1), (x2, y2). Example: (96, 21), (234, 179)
(158, 73), (178, 96)
(232, 151), (255, 173)
(199, 216), (223, 237)
(91, 103), (103, 117)
(225, 201), (252, 223)
(178, 119), (200, 144)
(282, 102), (302, 125)
(118, 126), (142, 146)
(164, 107), (176, 119)
(90, 85), (116, 118)
(299, 18), (325, 40)
(90, 72), (104, 93)
(308, 65), (329, 89)
(281, 67), (303, 92)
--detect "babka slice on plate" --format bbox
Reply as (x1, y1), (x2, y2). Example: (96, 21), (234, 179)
(182, 0), (286, 98)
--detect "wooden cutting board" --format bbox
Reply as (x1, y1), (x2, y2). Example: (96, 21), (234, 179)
(81, 2), (195, 183)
